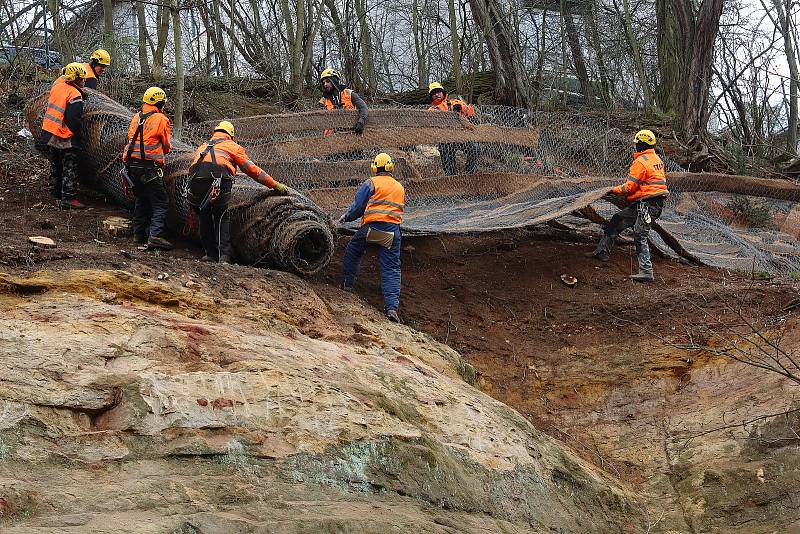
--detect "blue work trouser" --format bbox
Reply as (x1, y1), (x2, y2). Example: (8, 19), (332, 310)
(341, 222), (401, 311)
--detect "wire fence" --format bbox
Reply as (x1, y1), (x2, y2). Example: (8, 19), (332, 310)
(24, 84), (800, 275)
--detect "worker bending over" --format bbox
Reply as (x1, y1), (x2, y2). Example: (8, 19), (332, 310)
(188, 121), (290, 263)
(122, 87), (173, 250)
(318, 68), (368, 136)
(427, 82), (478, 175)
(82, 49), (111, 90)
(339, 153), (404, 323)
(42, 62), (86, 209)
(588, 129), (669, 282)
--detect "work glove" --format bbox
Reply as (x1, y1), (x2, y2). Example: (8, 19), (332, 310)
(273, 182), (290, 196)
(353, 120), (365, 135)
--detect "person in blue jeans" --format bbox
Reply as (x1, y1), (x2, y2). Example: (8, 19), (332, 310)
(339, 153), (405, 323)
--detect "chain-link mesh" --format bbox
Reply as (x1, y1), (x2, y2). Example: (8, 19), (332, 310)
(25, 88), (800, 275)
(25, 89), (335, 275)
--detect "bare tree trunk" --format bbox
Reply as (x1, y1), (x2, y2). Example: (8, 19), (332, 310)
(468, 0), (529, 107)
(584, 0), (611, 105)
(765, 0), (798, 154)
(46, 0), (72, 62)
(657, 0), (725, 138)
(322, 0), (355, 84)
(684, 0), (725, 138)
(135, 1), (150, 76)
(533, 8), (547, 105)
(280, 0), (305, 95)
(211, 0), (230, 76)
(151, 4), (170, 79)
(172, 1), (184, 140)
(614, 0), (654, 108)
(561, 0), (593, 104)
(412, 0), (426, 87)
(355, 0), (377, 92)
(301, 0), (323, 89)
(101, 0), (114, 58)
(448, 0), (462, 92)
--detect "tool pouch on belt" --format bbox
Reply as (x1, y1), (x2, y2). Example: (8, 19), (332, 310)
(365, 228), (395, 249)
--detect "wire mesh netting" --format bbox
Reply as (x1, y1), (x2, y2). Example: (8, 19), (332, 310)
(25, 89), (335, 276)
(25, 87), (800, 275)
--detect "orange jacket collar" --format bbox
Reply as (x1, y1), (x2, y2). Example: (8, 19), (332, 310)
(211, 131), (232, 141)
(633, 148), (656, 159)
(142, 103), (162, 114)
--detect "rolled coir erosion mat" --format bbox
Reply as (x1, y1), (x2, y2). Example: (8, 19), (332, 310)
(25, 89), (335, 275)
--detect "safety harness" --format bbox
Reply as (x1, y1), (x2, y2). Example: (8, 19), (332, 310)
(126, 111), (156, 162)
(190, 138), (228, 211)
(121, 111), (157, 197)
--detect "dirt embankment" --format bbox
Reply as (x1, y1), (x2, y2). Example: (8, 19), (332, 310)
(327, 231), (800, 533)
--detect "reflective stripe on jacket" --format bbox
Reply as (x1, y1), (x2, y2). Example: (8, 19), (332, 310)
(123, 104), (171, 166)
(612, 149), (669, 202)
(362, 174), (405, 225)
(42, 81), (83, 139)
(427, 95), (475, 118)
(189, 131), (277, 188)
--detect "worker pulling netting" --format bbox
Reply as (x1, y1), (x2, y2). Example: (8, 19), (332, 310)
(26, 85), (800, 276)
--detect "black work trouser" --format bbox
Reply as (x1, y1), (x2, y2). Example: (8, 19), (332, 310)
(49, 147), (79, 200)
(189, 177), (233, 259)
(439, 142), (479, 175)
(128, 163), (169, 239)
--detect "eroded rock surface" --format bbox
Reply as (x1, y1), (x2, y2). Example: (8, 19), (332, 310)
(0, 270), (645, 532)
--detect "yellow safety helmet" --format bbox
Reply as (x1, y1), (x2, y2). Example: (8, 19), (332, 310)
(214, 120), (235, 137)
(371, 152), (395, 174)
(143, 86), (167, 105)
(428, 82), (445, 95)
(320, 67), (342, 82)
(633, 129), (657, 146)
(62, 62), (87, 82)
(90, 49), (111, 66)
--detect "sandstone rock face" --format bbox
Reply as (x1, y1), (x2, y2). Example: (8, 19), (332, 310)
(0, 270), (644, 532)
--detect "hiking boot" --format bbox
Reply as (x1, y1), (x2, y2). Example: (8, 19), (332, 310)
(200, 254), (217, 262)
(386, 309), (401, 323)
(585, 250), (609, 262)
(147, 236), (173, 250)
(630, 271), (654, 283)
(218, 254), (231, 264)
(61, 199), (87, 210)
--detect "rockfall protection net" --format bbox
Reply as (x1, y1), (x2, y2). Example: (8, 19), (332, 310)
(26, 87), (800, 275)
(25, 89), (335, 276)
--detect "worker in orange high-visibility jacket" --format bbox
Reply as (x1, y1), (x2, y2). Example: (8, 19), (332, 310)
(588, 129), (669, 282)
(41, 62), (87, 210)
(81, 49), (111, 90)
(318, 67), (369, 137)
(339, 153), (405, 323)
(427, 82), (479, 175)
(122, 87), (173, 250)
(188, 121), (290, 264)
